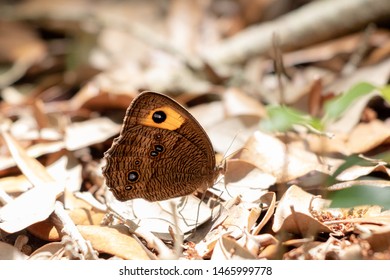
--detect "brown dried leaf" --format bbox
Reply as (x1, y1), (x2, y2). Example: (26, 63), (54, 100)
(238, 131), (341, 183)
(336, 161), (390, 181)
(272, 185), (332, 235)
(251, 192), (276, 235)
(27, 218), (61, 242)
(364, 226), (390, 252)
(77, 225), (150, 260)
(346, 120), (390, 154)
(29, 242), (65, 260)
(211, 235), (257, 260)
(222, 159), (275, 202)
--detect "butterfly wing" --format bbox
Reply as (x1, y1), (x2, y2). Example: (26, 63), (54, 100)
(102, 91), (217, 201)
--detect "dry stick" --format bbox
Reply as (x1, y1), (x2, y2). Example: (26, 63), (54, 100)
(205, 0), (390, 66)
(51, 201), (98, 259)
(341, 24), (376, 76)
(106, 203), (174, 259)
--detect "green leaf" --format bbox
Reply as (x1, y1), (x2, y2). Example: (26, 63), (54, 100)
(260, 105), (323, 133)
(379, 85), (390, 104)
(323, 82), (376, 122)
(328, 185), (390, 209)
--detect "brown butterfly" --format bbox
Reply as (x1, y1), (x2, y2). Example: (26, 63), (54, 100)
(102, 91), (221, 202)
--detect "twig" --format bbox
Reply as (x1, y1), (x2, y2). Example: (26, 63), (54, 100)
(205, 0), (390, 65)
(341, 24), (376, 76)
(106, 203), (175, 259)
(51, 201), (98, 259)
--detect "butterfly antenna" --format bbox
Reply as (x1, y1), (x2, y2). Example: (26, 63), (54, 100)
(221, 131), (241, 161)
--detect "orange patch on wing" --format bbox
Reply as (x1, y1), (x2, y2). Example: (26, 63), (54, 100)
(140, 106), (186, 130)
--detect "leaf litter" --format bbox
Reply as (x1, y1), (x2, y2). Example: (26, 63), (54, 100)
(0, 0), (390, 260)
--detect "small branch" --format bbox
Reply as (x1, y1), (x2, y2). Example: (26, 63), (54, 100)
(205, 0), (390, 65)
(51, 201), (98, 259)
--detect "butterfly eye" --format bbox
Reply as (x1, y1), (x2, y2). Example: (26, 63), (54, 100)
(134, 159), (141, 165)
(125, 186), (133, 191)
(128, 171), (139, 182)
(150, 150), (159, 157)
(152, 111), (166, 124)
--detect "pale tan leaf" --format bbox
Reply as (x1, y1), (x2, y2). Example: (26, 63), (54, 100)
(65, 117), (121, 151)
(347, 120), (390, 154)
(251, 192), (276, 235)
(78, 225), (150, 260)
(0, 185), (58, 233)
(0, 241), (28, 260)
(272, 185), (332, 235)
(207, 115), (260, 154)
(222, 159), (275, 202)
(29, 242), (65, 260)
(239, 131), (341, 183)
(130, 196), (212, 236)
(223, 88), (266, 118)
(211, 235), (257, 260)
(0, 132), (63, 233)
(336, 162), (390, 181)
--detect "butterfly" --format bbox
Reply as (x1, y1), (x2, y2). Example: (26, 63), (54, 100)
(102, 91), (221, 202)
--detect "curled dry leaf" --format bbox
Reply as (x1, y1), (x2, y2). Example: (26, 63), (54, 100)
(107, 192), (214, 238)
(272, 185), (332, 235)
(237, 233), (278, 257)
(211, 235), (257, 260)
(29, 242), (65, 260)
(0, 241), (28, 260)
(131, 196), (212, 237)
(194, 226), (230, 259)
(222, 159), (275, 202)
(238, 131), (340, 183)
(206, 115), (260, 154)
(336, 161), (390, 181)
(77, 225), (150, 260)
(251, 192), (276, 235)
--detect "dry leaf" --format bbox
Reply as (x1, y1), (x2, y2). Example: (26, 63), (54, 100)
(238, 131), (341, 183)
(251, 192), (276, 235)
(0, 241), (28, 260)
(364, 226), (390, 252)
(78, 225), (150, 260)
(29, 242), (65, 260)
(223, 88), (266, 118)
(272, 185), (332, 235)
(0, 132), (63, 233)
(347, 120), (390, 153)
(222, 159), (275, 202)
(65, 117), (121, 151)
(211, 235), (257, 260)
